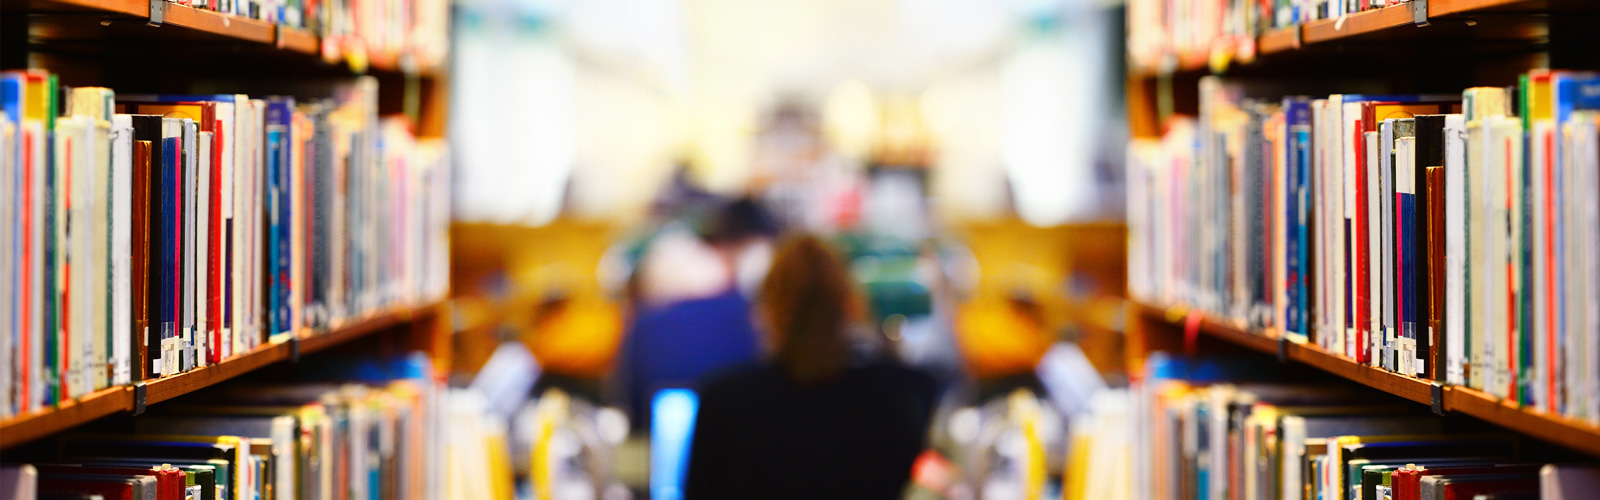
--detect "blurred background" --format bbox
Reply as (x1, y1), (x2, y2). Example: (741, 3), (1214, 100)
(443, 0), (1131, 498)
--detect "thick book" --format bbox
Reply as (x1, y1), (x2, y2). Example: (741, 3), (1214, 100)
(129, 115), (163, 379)
(1427, 166), (1447, 381)
(265, 97), (294, 341)
(1443, 113), (1469, 387)
(160, 118), (181, 377)
(1397, 135), (1418, 375)
(110, 114), (133, 386)
(1414, 114), (1448, 378)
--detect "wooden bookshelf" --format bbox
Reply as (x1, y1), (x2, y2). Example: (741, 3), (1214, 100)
(0, 300), (448, 449)
(1128, 300), (1600, 456)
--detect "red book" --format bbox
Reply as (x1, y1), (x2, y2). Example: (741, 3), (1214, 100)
(1353, 117), (1371, 364)
(157, 466), (184, 500)
(1394, 466), (1422, 500)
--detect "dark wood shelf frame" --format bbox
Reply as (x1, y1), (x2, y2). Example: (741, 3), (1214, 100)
(1128, 300), (1600, 457)
(0, 300), (448, 449)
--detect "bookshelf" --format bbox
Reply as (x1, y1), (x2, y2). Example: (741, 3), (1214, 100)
(1124, 0), (1600, 463)
(1127, 300), (1600, 457)
(0, 0), (454, 459)
(0, 300), (451, 449)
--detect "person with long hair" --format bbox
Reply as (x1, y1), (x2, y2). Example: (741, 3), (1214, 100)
(684, 234), (937, 499)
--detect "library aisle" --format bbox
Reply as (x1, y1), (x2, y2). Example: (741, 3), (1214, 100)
(3, 0), (1600, 499)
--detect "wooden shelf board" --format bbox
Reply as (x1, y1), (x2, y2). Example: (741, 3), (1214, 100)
(27, 0), (147, 17)
(0, 300), (442, 449)
(0, 387), (131, 449)
(1130, 300), (1600, 456)
(160, 3), (274, 43)
(1258, 26), (1302, 55)
(276, 26), (320, 55)
(1303, 4), (1416, 44)
(1429, 0), (1539, 17)
(1446, 386), (1600, 457)
(1288, 343), (1435, 404)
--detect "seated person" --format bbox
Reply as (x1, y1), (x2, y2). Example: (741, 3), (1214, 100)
(685, 234), (937, 500)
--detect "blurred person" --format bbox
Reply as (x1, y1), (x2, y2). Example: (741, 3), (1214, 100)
(685, 234), (937, 500)
(616, 197), (779, 428)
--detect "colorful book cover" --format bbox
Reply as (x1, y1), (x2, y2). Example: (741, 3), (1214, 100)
(1285, 96), (1311, 341)
(266, 97), (294, 340)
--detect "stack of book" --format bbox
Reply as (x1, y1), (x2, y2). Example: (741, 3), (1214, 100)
(1127, 72), (1600, 422)
(1127, 0), (1410, 71)
(1061, 355), (1600, 500)
(0, 70), (451, 419)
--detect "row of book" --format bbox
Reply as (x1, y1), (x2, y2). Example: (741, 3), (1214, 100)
(0, 354), (514, 500)
(158, 0), (448, 72)
(1127, 72), (1600, 422)
(0, 70), (451, 418)
(1062, 355), (1600, 500)
(1127, 0), (1414, 72)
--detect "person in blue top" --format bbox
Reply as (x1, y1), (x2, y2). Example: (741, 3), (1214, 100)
(617, 198), (778, 428)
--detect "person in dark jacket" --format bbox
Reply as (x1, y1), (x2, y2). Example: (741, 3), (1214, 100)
(685, 234), (937, 500)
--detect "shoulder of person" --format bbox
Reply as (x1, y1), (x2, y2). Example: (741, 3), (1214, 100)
(695, 362), (780, 396)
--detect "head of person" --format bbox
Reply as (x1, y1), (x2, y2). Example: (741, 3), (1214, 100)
(757, 234), (857, 386)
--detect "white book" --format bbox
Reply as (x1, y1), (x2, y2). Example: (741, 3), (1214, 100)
(1561, 113), (1589, 419)
(1491, 116), (1525, 398)
(1380, 119), (1397, 372)
(1365, 130), (1382, 367)
(81, 89), (112, 392)
(1578, 112), (1600, 423)
(54, 115), (88, 399)
(110, 114), (133, 386)
(1341, 99), (1360, 360)
(1327, 96), (1346, 354)
(0, 113), (11, 417)
(1532, 112), (1555, 411)
(1468, 111), (1487, 391)
(227, 94), (244, 358)
(183, 118), (198, 372)
(251, 99), (267, 349)
(1542, 464), (1600, 500)
(28, 105), (44, 412)
(1443, 114), (1468, 387)
(196, 130), (212, 368)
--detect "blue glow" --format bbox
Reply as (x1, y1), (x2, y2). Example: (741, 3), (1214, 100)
(650, 388), (698, 500)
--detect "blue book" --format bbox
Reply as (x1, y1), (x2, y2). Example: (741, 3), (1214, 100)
(1552, 73), (1600, 413)
(1285, 96), (1312, 340)
(265, 98), (293, 339)
(162, 133), (180, 375)
(1397, 136), (1418, 371)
